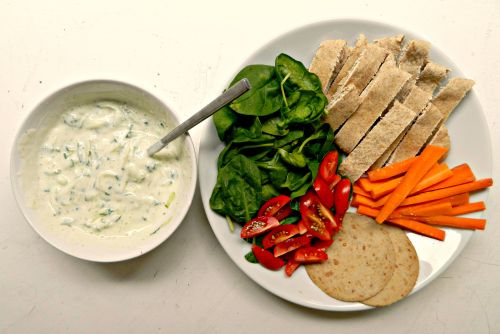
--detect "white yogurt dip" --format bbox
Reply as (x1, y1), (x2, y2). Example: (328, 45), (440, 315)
(19, 100), (185, 238)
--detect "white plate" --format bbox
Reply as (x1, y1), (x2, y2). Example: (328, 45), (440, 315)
(198, 19), (492, 311)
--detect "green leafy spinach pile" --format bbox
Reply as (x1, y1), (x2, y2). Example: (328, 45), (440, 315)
(209, 53), (336, 224)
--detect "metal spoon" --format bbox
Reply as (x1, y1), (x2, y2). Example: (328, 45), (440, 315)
(147, 78), (251, 156)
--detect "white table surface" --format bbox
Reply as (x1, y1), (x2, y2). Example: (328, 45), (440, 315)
(1, 1), (499, 333)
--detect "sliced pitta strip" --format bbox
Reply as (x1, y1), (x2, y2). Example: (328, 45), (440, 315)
(326, 34), (368, 97)
(306, 213), (395, 302)
(428, 125), (451, 160)
(309, 40), (349, 92)
(387, 103), (443, 164)
(416, 62), (450, 94)
(339, 101), (417, 181)
(323, 84), (362, 132)
(432, 78), (475, 120)
(362, 225), (419, 307)
(398, 40), (431, 75)
(370, 85), (432, 169)
(335, 61), (410, 153)
(395, 40), (431, 101)
(374, 34), (404, 58)
(338, 44), (388, 94)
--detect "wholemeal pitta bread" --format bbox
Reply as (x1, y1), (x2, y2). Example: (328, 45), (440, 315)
(387, 103), (443, 164)
(309, 40), (349, 93)
(327, 34), (368, 98)
(370, 84), (432, 169)
(396, 40), (431, 102)
(428, 125), (451, 160)
(335, 61), (411, 153)
(432, 78), (475, 120)
(323, 84), (362, 132)
(362, 225), (419, 307)
(306, 213), (396, 302)
(417, 62), (450, 94)
(374, 34), (404, 59)
(339, 102), (417, 181)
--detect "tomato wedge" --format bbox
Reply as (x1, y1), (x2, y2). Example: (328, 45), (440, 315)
(284, 259), (301, 277)
(262, 224), (299, 249)
(294, 247), (328, 263)
(273, 235), (311, 257)
(251, 245), (285, 270)
(333, 178), (351, 225)
(313, 177), (334, 208)
(297, 220), (308, 235)
(299, 191), (337, 240)
(240, 216), (279, 239)
(258, 195), (292, 221)
(319, 151), (339, 184)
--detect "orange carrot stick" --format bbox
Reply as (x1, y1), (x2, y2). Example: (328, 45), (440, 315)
(357, 178), (375, 192)
(352, 194), (378, 208)
(412, 163), (453, 193)
(375, 192), (469, 209)
(376, 145), (449, 223)
(410, 215), (486, 230)
(369, 176), (402, 199)
(388, 218), (446, 241)
(400, 178), (493, 206)
(353, 184), (371, 197)
(424, 163), (475, 191)
(448, 202), (486, 216)
(368, 156), (418, 182)
(396, 201), (453, 217)
(369, 163), (452, 199)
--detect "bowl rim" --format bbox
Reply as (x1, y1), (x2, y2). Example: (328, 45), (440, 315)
(10, 78), (198, 262)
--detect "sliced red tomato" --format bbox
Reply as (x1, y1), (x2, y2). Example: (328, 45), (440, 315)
(284, 259), (301, 277)
(294, 246), (328, 263)
(312, 238), (333, 251)
(297, 220), (308, 235)
(258, 195), (292, 221)
(333, 178), (351, 225)
(262, 224), (299, 249)
(273, 235), (311, 257)
(251, 245), (285, 270)
(299, 191), (337, 240)
(313, 177), (334, 208)
(328, 174), (341, 190)
(240, 216), (279, 239)
(319, 151), (339, 184)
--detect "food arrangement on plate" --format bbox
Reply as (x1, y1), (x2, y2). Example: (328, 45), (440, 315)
(207, 31), (493, 307)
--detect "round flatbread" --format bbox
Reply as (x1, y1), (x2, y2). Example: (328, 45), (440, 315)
(362, 225), (419, 307)
(306, 213), (395, 302)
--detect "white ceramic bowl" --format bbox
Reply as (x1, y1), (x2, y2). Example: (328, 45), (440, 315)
(10, 80), (197, 262)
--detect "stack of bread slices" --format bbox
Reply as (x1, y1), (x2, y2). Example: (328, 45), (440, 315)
(309, 34), (474, 182)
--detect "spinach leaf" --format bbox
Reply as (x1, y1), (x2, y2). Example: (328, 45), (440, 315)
(230, 79), (283, 116)
(280, 90), (327, 126)
(244, 250), (258, 263)
(213, 106), (238, 141)
(230, 64), (275, 88)
(282, 171), (311, 192)
(273, 130), (304, 148)
(280, 216), (300, 225)
(275, 53), (322, 93)
(262, 117), (289, 136)
(262, 183), (280, 202)
(278, 148), (308, 168)
(209, 155), (262, 223)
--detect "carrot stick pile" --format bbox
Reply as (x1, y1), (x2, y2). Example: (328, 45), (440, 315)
(352, 145), (493, 240)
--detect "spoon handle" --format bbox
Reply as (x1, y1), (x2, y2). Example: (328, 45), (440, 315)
(148, 78), (251, 156)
